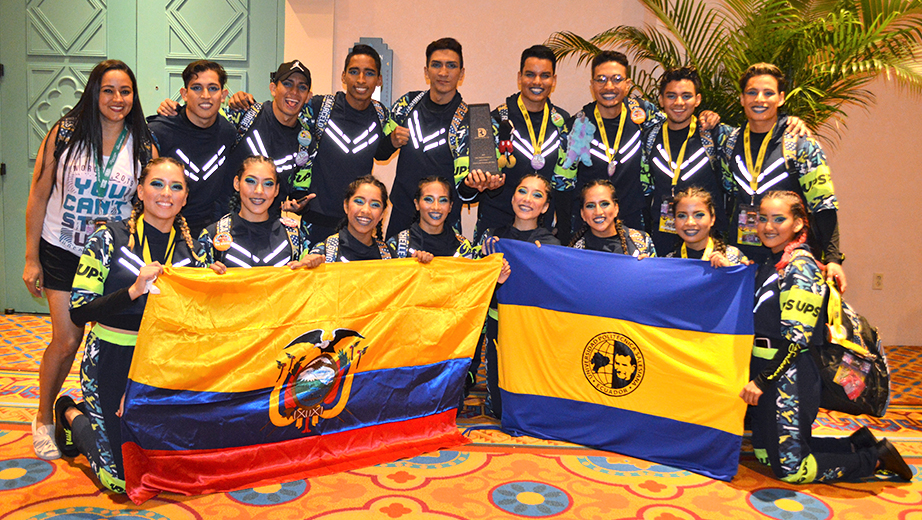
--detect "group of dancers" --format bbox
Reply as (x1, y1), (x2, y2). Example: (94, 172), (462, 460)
(22, 36), (912, 494)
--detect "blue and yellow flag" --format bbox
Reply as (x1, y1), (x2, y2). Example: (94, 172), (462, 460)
(122, 256), (501, 503)
(495, 240), (754, 480)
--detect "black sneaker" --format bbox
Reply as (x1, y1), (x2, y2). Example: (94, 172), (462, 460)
(877, 439), (913, 481)
(849, 426), (878, 450)
(54, 395), (80, 458)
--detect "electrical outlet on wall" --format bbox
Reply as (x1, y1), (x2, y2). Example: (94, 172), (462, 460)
(872, 273), (884, 290)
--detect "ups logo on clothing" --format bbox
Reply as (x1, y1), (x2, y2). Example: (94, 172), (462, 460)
(782, 299), (821, 318)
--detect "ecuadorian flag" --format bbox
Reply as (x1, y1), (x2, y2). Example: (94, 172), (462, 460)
(122, 256), (501, 504)
(495, 240), (754, 480)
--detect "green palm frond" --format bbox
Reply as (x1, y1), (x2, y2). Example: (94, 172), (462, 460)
(544, 31), (605, 67)
(546, 0), (922, 138)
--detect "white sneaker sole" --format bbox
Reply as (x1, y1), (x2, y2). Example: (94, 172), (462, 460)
(32, 416), (61, 460)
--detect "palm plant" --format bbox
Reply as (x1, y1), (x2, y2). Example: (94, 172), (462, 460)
(546, 0), (922, 137)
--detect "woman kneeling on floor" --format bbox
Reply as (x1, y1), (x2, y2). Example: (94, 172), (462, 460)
(54, 157), (204, 492)
(741, 190), (911, 483)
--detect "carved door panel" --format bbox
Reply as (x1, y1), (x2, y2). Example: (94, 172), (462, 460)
(0, 0), (122, 312)
(136, 0), (282, 106)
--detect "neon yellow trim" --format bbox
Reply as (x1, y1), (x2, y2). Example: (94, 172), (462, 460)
(800, 164), (835, 204)
(780, 287), (824, 326)
(754, 448), (770, 466)
(781, 454), (818, 484)
(453, 156), (470, 185)
(92, 324), (138, 347)
(752, 345), (777, 360)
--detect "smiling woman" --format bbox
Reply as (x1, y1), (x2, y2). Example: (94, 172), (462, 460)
(387, 176), (476, 260)
(569, 179), (654, 257)
(52, 157), (204, 493)
(198, 155), (309, 271)
(298, 175), (396, 264)
(22, 59), (156, 461)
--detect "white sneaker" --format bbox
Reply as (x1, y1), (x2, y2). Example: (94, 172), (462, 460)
(32, 416), (61, 460)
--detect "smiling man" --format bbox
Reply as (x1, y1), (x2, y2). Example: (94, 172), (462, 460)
(562, 51), (666, 243)
(377, 38), (471, 237)
(717, 63), (846, 290)
(296, 44), (397, 244)
(157, 60), (314, 222)
(472, 45), (576, 241)
(223, 60), (313, 217)
(640, 66), (729, 255)
(147, 60), (237, 236)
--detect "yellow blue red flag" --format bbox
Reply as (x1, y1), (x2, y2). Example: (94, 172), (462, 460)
(121, 256), (501, 503)
(495, 240), (754, 480)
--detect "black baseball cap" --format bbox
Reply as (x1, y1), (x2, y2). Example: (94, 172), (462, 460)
(273, 60), (311, 86)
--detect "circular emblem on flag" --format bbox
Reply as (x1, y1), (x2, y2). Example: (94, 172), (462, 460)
(581, 332), (644, 397)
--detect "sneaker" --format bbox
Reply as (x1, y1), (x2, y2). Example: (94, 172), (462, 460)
(54, 396), (80, 458)
(32, 416), (61, 460)
(877, 439), (913, 481)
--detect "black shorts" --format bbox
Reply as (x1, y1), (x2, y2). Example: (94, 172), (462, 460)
(39, 238), (81, 292)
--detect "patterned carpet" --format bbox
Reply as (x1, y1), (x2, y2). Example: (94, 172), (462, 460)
(1, 314), (921, 519)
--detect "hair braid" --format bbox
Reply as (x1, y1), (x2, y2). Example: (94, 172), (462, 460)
(568, 224), (589, 247)
(127, 200), (142, 249)
(712, 235), (727, 254)
(228, 190), (241, 213)
(176, 214), (205, 263)
(615, 219), (628, 253)
(775, 229), (822, 272)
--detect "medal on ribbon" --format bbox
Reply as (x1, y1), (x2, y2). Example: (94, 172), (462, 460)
(213, 232), (233, 251)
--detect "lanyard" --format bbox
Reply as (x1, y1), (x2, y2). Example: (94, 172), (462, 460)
(681, 237), (714, 259)
(742, 123), (775, 195)
(594, 104), (626, 164)
(517, 95), (549, 158)
(662, 116), (697, 190)
(136, 215), (176, 266)
(95, 126), (128, 197)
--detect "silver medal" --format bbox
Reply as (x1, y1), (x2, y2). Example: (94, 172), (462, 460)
(607, 161), (617, 177)
(531, 154), (545, 170)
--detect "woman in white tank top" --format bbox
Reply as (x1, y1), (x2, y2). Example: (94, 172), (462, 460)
(22, 59), (157, 460)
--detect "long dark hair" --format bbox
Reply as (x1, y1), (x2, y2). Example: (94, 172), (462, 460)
(54, 60), (151, 181)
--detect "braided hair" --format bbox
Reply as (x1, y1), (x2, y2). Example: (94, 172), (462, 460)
(337, 174), (389, 242)
(570, 179), (628, 253)
(127, 156), (204, 262)
(761, 190), (821, 272)
(671, 186), (727, 255)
